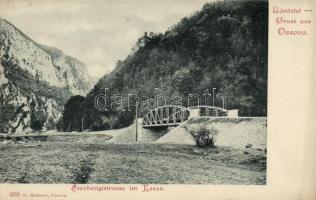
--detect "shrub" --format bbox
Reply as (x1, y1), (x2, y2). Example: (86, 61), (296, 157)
(190, 124), (218, 148)
(30, 110), (47, 132)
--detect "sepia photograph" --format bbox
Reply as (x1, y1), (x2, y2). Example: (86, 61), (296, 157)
(0, 0), (268, 185)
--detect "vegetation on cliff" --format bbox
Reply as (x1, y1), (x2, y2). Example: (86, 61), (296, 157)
(61, 0), (268, 131)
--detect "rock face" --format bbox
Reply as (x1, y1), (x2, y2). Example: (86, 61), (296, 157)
(0, 18), (94, 134)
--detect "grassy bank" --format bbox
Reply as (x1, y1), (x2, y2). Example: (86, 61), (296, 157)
(0, 133), (266, 184)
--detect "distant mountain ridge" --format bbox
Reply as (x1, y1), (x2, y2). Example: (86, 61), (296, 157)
(0, 18), (94, 133)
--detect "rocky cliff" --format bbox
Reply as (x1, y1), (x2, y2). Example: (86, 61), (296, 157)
(0, 18), (94, 134)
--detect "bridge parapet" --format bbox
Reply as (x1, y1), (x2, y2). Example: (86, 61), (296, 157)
(142, 105), (237, 128)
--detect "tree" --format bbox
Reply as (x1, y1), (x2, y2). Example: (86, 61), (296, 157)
(30, 110), (47, 132)
(62, 95), (85, 132)
(0, 104), (15, 133)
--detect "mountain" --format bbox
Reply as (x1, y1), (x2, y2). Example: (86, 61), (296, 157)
(0, 18), (94, 133)
(60, 0), (268, 132)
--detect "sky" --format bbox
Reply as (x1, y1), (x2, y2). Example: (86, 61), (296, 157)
(0, 0), (211, 79)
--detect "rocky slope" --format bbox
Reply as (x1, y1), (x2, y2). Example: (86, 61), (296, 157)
(0, 18), (94, 134)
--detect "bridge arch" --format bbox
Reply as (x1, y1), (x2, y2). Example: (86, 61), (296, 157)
(142, 105), (228, 128)
(142, 105), (190, 128)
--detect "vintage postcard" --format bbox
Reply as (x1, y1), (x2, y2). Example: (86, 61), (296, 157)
(0, 0), (315, 199)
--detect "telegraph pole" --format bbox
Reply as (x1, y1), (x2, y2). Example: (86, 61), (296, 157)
(135, 100), (138, 142)
(81, 113), (85, 132)
(212, 88), (216, 115)
(81, 118), (84, 132)
(68, 122), (71, 132)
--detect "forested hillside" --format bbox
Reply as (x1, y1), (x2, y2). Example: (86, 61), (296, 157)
(60, 0), (268, 131)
